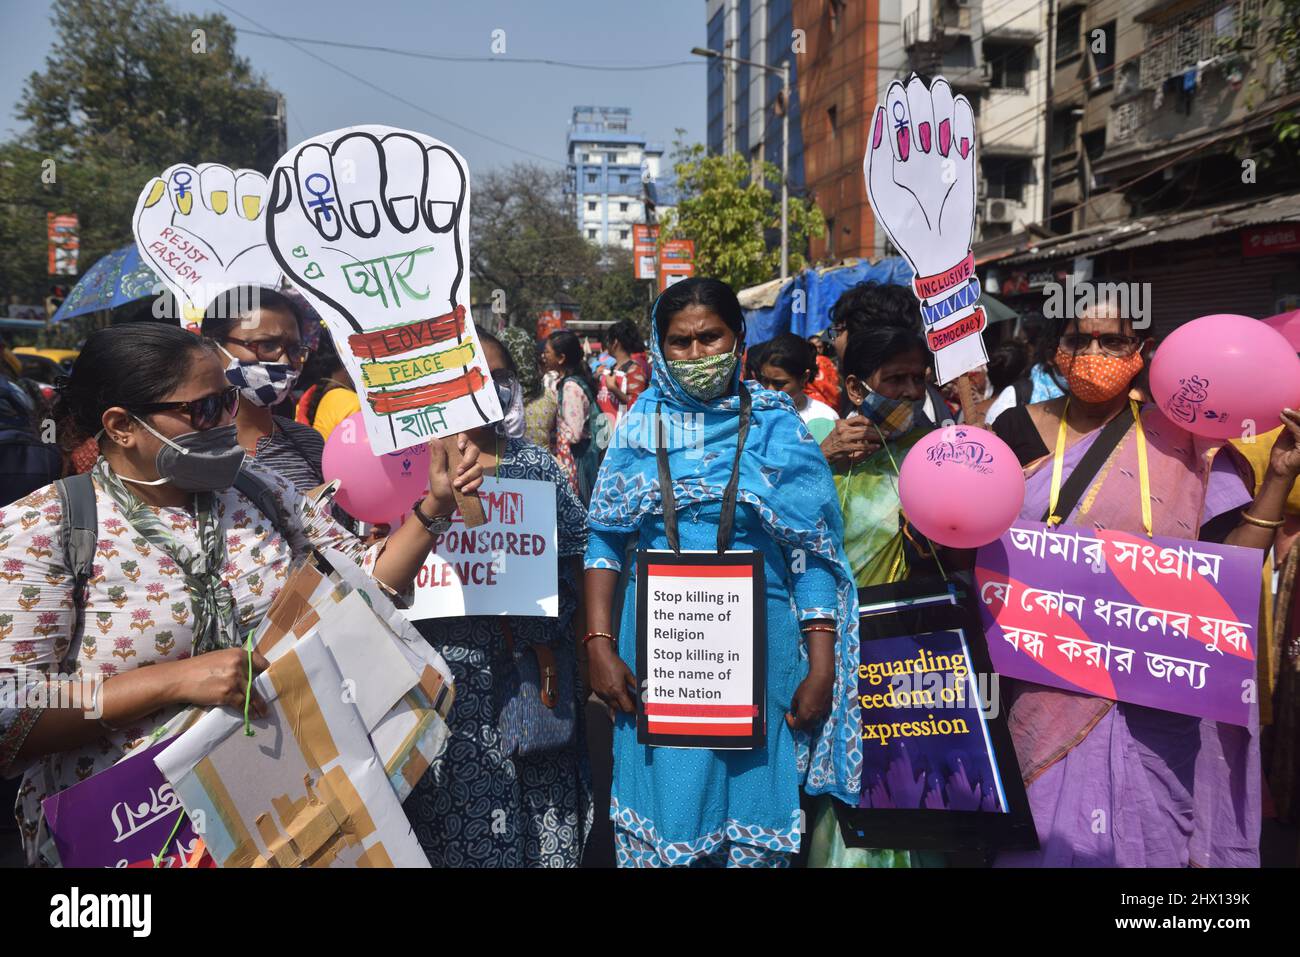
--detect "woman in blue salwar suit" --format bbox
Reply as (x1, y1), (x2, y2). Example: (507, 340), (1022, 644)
(582, 278), (862, 867)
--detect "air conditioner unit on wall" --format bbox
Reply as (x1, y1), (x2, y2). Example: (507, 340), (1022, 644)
(985, 199), (1015, 223)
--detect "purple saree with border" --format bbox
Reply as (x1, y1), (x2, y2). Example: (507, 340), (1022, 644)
(994, 404), (1261, 867)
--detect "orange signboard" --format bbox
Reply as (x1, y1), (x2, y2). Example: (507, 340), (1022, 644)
(658, 238), (695, 291)
(47, 213), (79, 276)
(633, 224), (660, 280)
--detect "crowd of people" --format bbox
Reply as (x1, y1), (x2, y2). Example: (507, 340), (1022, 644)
(0, 272), (1297, 869)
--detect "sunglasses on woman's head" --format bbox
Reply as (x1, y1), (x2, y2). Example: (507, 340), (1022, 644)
(130, 386), (239, 431)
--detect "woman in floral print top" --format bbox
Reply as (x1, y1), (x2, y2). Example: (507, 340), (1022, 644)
(0, 323), (484, 865)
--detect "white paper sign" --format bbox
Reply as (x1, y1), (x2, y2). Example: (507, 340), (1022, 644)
(638, 551), (763, 748)
(154, 633), (429, 868)
(265, 124), (502, 455)
(864, 75), (987, 384)
(404, 476), (558, 619)
(132, 163), (282, 321)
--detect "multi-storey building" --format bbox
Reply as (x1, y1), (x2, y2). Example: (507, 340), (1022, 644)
(981, 0), (1300, 332)
(713, 0), (1049, 264)
(705, 0), (808, 188)
(566, 106), (673, 250)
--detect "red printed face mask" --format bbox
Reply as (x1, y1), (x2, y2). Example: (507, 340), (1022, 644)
(1055, 347), (1144, 403)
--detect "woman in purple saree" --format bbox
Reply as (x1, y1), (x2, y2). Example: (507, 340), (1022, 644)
(990, 306), (1300, 867)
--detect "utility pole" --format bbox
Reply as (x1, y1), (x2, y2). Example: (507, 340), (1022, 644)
(1043, 0), (1056, 226)
(780, 59), (790, 280)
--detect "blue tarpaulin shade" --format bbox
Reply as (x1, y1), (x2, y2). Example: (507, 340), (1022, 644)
(739, 258), (914, 346)
(51, 245), (161, 322)
(739, 256), (1020, 346)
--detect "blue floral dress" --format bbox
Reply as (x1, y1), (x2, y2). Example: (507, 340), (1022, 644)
(404, 440), (592, 867)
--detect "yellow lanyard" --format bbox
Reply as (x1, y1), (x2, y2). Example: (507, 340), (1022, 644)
(1047, 397), (1152, 538)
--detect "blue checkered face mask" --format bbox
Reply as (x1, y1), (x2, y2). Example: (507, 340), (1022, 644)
(219, 345), (300, 408)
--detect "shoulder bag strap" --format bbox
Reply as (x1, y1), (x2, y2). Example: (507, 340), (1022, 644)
(655, 383), (752, 555)
(1041, 402), (1135, 524)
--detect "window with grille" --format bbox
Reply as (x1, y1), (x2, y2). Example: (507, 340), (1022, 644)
(1056, 5), (1083, 61)
(1139, 0), (1260, 88)
(987, 43), (1030, 91)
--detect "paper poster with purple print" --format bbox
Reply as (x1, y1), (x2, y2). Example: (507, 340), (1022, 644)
(42, 738), (198, 868)
(975, 520), (1259, 726)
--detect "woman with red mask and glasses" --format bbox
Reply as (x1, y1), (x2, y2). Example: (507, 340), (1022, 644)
(990, 304), (1300, 867)
(0, 322), (484, 866)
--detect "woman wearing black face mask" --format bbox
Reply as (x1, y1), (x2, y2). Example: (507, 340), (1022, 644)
(0, 322), (483, 866)
(202, 286), (324, 494)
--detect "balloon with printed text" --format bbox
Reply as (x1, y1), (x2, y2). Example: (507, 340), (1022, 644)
(1150, 314), (1300, 440)
(898, 426), (1025, 549)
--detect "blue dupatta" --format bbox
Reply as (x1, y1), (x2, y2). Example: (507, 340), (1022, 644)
(587, 295), (863, 805)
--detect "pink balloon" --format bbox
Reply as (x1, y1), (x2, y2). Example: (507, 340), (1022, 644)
(1263, 308), (1300, 351)
(321, 412), (428, 523)
(898, 426), (1026, 549)
(1150, 314), (1300, 439)
(378, 442), (429, 496)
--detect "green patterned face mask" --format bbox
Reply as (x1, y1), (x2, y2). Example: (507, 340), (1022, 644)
(668, 350), (739, 401)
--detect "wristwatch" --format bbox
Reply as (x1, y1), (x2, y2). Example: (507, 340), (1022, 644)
(412, 498), (453, 536)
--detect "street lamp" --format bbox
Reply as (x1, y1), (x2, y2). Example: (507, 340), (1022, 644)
(691, 46), (792, 281)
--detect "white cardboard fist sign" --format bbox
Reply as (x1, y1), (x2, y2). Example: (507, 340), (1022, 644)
(865, 75), (987, 385)
(133, 163), (282, 322)
(266, 125), (502, 455)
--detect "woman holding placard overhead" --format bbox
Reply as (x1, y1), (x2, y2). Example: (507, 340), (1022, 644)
(583, 277), (860, 868)
(990, 303), (1300, 867)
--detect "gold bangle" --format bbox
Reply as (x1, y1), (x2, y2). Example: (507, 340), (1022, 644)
(583, 631), (615, 646)
(1240, 511), (1284, 529)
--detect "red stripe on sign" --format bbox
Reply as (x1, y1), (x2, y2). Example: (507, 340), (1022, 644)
(647, 564), (753, 578)
(367, 368), (486, 415)
(644, 703), (758, 717)
(648, 721), (754, 736)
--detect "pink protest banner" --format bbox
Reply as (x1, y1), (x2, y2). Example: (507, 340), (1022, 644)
(974, 520), (1259, 726)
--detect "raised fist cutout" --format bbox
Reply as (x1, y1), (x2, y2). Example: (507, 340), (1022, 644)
(134, 163), (280, 316)
(268, 129), (465, 332)
(266, 126), (500, 453)
(865, 76), (976, 281)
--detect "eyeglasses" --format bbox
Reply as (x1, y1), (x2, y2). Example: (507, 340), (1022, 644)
(131, 386), (240, 431)
(490, 368), (519, 388)
(1060, 332), (1142, 357)
(222, 335), (310, 363)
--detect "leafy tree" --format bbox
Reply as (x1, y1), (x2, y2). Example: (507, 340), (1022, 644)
(470, 163), (595, 327)
(570, 248), (653, 335)
(658, 139), (825, 291)
(1, 0), (282, 304)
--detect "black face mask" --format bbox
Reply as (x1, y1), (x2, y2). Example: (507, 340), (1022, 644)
(120, 417), (246, 492)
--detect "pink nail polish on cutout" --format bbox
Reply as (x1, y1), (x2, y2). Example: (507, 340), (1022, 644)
(918, 122), (931, 152)
(938, 120), (952, 156)
(872, 109), (883, 148)
(899, 128), (909, 161)
(959, 137), (971, 159)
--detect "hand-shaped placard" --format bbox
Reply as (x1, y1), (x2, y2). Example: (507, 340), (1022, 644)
(266, 125), (502, 455)
(133, 163), (281, 320)
(865, 75), (987, 385)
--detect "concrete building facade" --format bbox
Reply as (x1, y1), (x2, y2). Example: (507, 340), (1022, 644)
(566, 106), (672, 250)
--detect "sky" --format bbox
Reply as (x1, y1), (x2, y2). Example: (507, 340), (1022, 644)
(0, 0), (708, 173)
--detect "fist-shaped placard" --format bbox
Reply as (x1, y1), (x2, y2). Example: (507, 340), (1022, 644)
(865, 76), (976, 279)
(864, 75), (986, 385)
(133, 163), (281, 320)
(266, 125), (502, 455)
